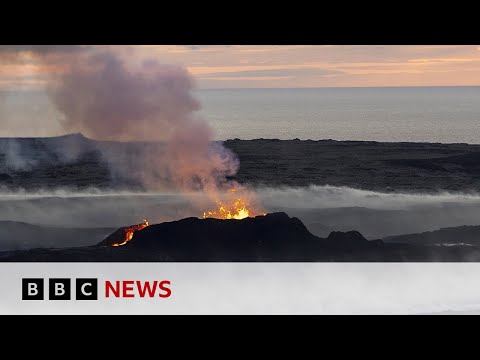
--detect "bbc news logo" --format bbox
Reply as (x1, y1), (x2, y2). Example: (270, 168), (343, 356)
(22, 278), (171, 300)
(22, 278), (98, 300)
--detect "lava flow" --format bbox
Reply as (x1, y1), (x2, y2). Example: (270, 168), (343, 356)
(203, 188), (266, 220)
(109, 190), (265, 248)
(112, 219), (149, 247)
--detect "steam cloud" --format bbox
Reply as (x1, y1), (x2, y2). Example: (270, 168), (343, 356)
(0, 139), (38, 172)
(44, 49), (255, 213)
(50, 52), (201, 141)
(0, 45), (261, 214)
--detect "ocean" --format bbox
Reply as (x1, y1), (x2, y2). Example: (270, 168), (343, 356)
(2, 86), (480, 144)
(197, 87), (480, 143)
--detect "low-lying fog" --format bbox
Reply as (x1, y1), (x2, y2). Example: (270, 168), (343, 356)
(1, 185), (480, 251)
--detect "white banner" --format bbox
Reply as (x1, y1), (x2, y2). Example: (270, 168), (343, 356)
(2, 263), (480, 315)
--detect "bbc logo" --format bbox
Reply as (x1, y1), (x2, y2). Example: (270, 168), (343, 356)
(22, 278), (98, 300)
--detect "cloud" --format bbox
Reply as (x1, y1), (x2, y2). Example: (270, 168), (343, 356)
(2, 45), (480, 91)
(408, 58), (478, 64)
(203, 76), (293, 82)
(235, 45), (313, 53)
(0, 45), (85, 54)
(201, 68), (343, 78)
(182, 45), (232, 50)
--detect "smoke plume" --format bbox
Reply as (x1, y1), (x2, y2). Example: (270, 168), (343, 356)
(50, 52), (201, 142)
(0, 139), (38, 172)
(46, 49), (256, 213)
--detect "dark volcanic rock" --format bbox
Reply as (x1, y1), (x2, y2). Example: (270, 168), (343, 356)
(326, 231), (374, 250)
(2, 212), (480, 261)
(2, 135), (480, 192)
(223, 139), (480, 192)
(124, 212), (326, 261)
(0, 134), (111, 190)
(384, 225), (480, 246)
(0, 212), (388, 262)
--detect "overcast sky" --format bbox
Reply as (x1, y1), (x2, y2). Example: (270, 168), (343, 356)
(1, 45), (480, 90)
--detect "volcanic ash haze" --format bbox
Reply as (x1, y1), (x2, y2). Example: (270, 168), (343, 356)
(47, 49), (264, 218)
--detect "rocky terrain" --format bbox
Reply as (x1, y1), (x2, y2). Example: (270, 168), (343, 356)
(2, 134), (480, 262)
(2, 212), (480, 262)
(1, 134), (480, 192)
(225, 138), (480, 192)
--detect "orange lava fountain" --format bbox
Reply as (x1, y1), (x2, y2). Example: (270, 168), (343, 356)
(202, 188), (266, 220)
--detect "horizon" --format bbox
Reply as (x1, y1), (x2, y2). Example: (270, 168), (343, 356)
(1, 45), (479, 142)
(1, 132), (478, 146)
(1, 83), (479, 143)
(2, 85), (479, 97)
(196, 85), (480, 90)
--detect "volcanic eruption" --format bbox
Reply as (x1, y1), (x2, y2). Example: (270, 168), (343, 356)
(108, 187), (266, 247)
(203, 196), (250, 219)
(46, 48), (267, 228)
(44, 47), (267, 247)
(110, 219), (149, 247)
(202, 187), (266, 220)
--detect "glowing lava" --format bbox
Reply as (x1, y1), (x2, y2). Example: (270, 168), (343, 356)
(112, 219), (149, 247)
(203, 188), (266, 220)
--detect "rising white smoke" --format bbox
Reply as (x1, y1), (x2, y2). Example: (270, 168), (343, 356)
(46, 48), (259, 214)
(49, 50), (238, 189)
(0, 139), (38, 172)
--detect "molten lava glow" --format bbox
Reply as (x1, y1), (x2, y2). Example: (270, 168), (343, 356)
(203, 199), (250, 220)
(112, 219), (149, 247)
(203, 189), (266, 220)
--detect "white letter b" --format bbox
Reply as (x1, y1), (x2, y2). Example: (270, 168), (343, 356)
(55, 283), (65, 296)
(28, 283), (38, 296)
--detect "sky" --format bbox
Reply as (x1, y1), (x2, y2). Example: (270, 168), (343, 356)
(1, 45), (480, 90)
(0, 45), (479, 138)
